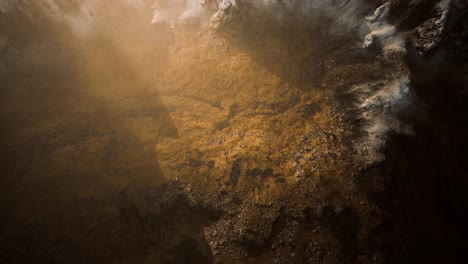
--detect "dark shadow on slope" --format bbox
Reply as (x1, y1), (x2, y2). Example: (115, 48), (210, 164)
(217, 10), (333, 91)
(215, 2), (379, 93)
(355, 13), (468, 263)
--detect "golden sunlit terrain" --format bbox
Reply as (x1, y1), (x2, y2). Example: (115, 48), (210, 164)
(0, 7), (373, 261)
(1, 1), (467, 263)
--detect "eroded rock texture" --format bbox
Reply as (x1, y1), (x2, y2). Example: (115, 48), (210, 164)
(0, 0), (466, 263)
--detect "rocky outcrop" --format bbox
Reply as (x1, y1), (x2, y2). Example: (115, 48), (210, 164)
(0, 1), (466, 263)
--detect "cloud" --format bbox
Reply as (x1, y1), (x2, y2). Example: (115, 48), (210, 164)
(350, 76), (415, 163)
(363, 3), (406, 53)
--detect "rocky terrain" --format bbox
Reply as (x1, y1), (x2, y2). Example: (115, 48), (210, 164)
(0, 0), (467, 263)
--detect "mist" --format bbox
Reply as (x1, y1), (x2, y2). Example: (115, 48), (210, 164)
(1, 0), (466, 263)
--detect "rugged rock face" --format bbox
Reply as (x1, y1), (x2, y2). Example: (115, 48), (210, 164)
(0, 0), (466, 263)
